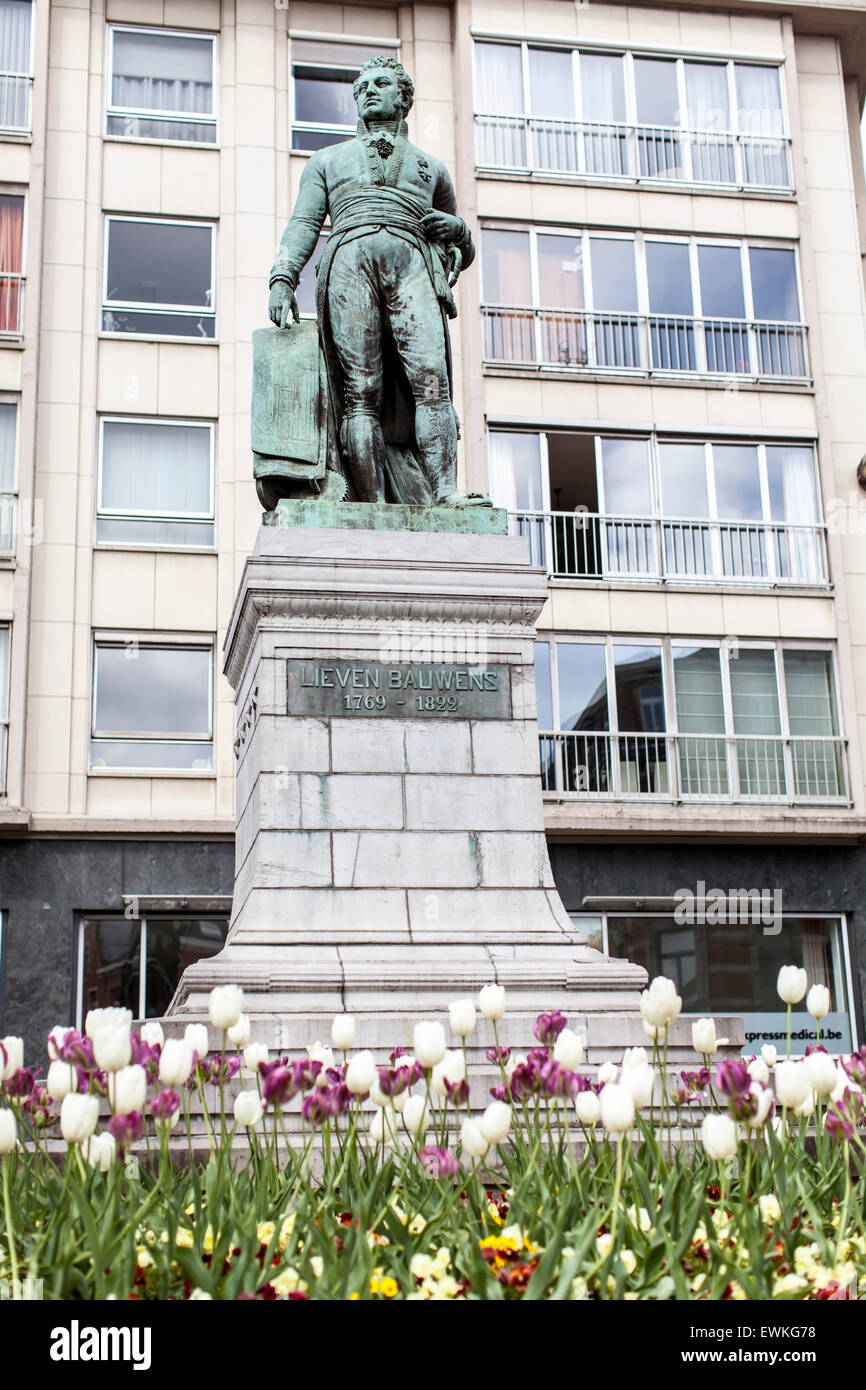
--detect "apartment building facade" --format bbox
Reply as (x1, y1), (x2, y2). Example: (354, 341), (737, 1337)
(1, 0), (865, 1057)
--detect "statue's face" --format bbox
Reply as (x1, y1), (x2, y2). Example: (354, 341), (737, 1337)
(355, 66), (403, 121)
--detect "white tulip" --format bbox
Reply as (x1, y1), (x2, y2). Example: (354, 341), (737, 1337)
(84, 1131), (116, 1172)
(140, 1021), (164, 1048)
(184, 1023), (210, 1059)
(701, 1113), (738, 1160)
(622, 1047), (649, 1071)
(831, 1073), (861, 1105)
(158, 1039), (194, 1087)
(306, 1041), (334, 1085)
(460, 1117), (489, 1158)
(84, 1008), (131, 1041)
(414, 1021), (447, 1070)
(777, 966), (807, 1006)
(0, 1036), (23, 1080)
(747, 1058), (770, 1086)
(692, 1019), (719, 1057)
(575, 1090), (601, 1126)
(553, 1028), (584, 1070)
(431, 1050), (466, 1098)
(369, 1107), (399, 1145)
(345, 1050), (376, 1095)
(233, 1091), (263, 1127)
(642, 1019), (661, 1042)
(795, 1090), (815, 1118)
(621, 1064), (656, 1110)
(746, 1085), (775, 1129)
(774, 1060), (810, 1109)
(243, 1042), (269, 1075)
(331, 1015), (356, 1051)
(228, 1014), (251, 1047)
(806, 985), (830, 1021)
(208, 985), (244, 1032)
(597, 1061), (618, 1085)
(0, 1109), (17, 1153)
(402, 1094), (430, 1136)
(600, 1083), (634, 1135)
(640, 977), (682, 1029)
(91, 1025), (132, 1074)
(46, 1060), (78, 1102)
(479, 984), (506, 1021)
(761, 1044), (778, 1069)
(480, 1101), (512, 1145)
(60, 1093), (100, 1145)
(804, 1050), (838, 1097)
(109, 1064), (147, 1115)
(448, 999), (476, 1038)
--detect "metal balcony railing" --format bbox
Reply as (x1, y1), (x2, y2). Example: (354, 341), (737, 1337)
(510, 510), (829, 587)
(0, 73), (32, 133)
(475, 113), (793, 190)
(538, 730), (849, 803)
(0, 275), (23, 335)
(483, 305), (809, 380)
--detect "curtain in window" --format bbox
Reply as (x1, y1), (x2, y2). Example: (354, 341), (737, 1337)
(730, 649), (784, 796)
(735, 65), (786, 185)
(101, 422), (211, 517)
(487, 433), (547, 566)
(475, 43), (525, 167)
(0, 404), (15, 491)
(580, 53), (627, 175)
(0, 196), (23, 333)
(801, 921), (832, 994)
(0, 0), (31, 128)
(767, 446), (822, 582)
(112, 31), (213, 115)
(673, 646), (727, 796)
(684, 63), (735, 183)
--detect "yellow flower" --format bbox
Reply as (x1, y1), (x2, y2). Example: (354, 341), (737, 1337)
(626, 1205), (653, 1233)
(136, 1247), (154, 1269)
(379, 1277), (399, 1298)
(758, 1194), (781, 1225)
(272, 1266), (306, 1297)
(410, 1254), (434, 1280)
(408, 1215), (426, 1235)
(257, 1221), (276, 1246)
(486, 1202), (505, 1226)
(773, 1273), (809, 1296)
(175, 1228), (194, 1249)
(278, 1213), (297, 1251)
(348, 1291), (360, 1300)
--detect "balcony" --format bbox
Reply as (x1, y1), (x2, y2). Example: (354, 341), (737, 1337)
(0, 73), (31, 134)
(475, 114), (793, 192)
(511, 510), (829, 588)
(539, 731), (849, 804)
(0, 274), (23, 336)
(482, 305), (809, 381)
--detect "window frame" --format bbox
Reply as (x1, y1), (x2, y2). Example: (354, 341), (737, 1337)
(74, 911), (230, 1025)
(0, 1), (34, 137)
(0, 399), (18, 556)
(96, 415), (216, 549)
(0, 189), (26, 338)
(89, 634), (215, 774)
(568, 910), (857, 1055)
(0, 620), (9, 796)
(101, 214), (217, 342)
(472, 36), (792, 192)
(289, 33), (401, 152)
(104, 23), (219, 147)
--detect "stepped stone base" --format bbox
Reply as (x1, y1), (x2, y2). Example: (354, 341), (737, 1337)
(167, 515), (655, 1061)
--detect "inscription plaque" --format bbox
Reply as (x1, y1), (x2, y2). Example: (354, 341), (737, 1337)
(286, 660), (512, 719)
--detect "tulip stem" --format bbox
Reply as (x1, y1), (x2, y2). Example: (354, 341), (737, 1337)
(1, 1153), (19, 1293)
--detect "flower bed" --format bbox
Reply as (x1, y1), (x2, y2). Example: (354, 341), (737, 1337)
(0, 973), (864, 1301)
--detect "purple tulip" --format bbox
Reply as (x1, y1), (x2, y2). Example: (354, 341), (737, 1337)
(716, 1059), (750, 1099)
(418, 1146), (459, 1179)
(260, 1063), (296, 1108)
(485, 1046), (511, 1066)
(534, 1011), (568, 1046)
(109, 1111), (143, 1149)
(150, 1089), (180, 1123)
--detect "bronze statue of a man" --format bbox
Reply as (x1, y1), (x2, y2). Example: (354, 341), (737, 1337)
(267, 56), (486, 507)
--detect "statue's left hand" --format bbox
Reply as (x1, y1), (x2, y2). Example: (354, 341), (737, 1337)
(268, 282), (300, 330)
(420, 210), (464, 244)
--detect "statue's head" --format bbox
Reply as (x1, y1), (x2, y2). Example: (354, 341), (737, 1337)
(353, 56), (414, 121)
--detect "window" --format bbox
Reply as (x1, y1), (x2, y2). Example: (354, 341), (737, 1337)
(480, 227), (808, 379)
(291, 37), (399, 151)
(295, 232), (328, 317)
(0, 404), (16, 553)
(0, 2), (32, 134)
(102, 217), (215, 339)
(490, 429), (827, 586)
(78, 915), (228, 1022)
(0, 623), (8, 794)
(97, 418), (214, 547)
(0, 194), (23, 334)
(107, 26), (217, 144)
(536, 638), (847, 803)
(474, 40), (791, 189)
(91, 639), (213, 771)
(573, 914), (855, 1055)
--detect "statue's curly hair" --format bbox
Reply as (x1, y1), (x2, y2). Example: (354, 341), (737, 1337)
(353, 56), (414, 116)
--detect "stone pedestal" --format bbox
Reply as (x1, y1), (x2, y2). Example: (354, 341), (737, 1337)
(168, 507), (649, 1063)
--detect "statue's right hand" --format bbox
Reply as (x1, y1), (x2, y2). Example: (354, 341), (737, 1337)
(268, 283), (300, 330)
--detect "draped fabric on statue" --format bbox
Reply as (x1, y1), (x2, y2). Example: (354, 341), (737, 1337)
(0, 196), (23, 333)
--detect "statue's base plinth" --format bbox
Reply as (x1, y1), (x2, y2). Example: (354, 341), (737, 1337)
(166, 518), (651, 1064)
